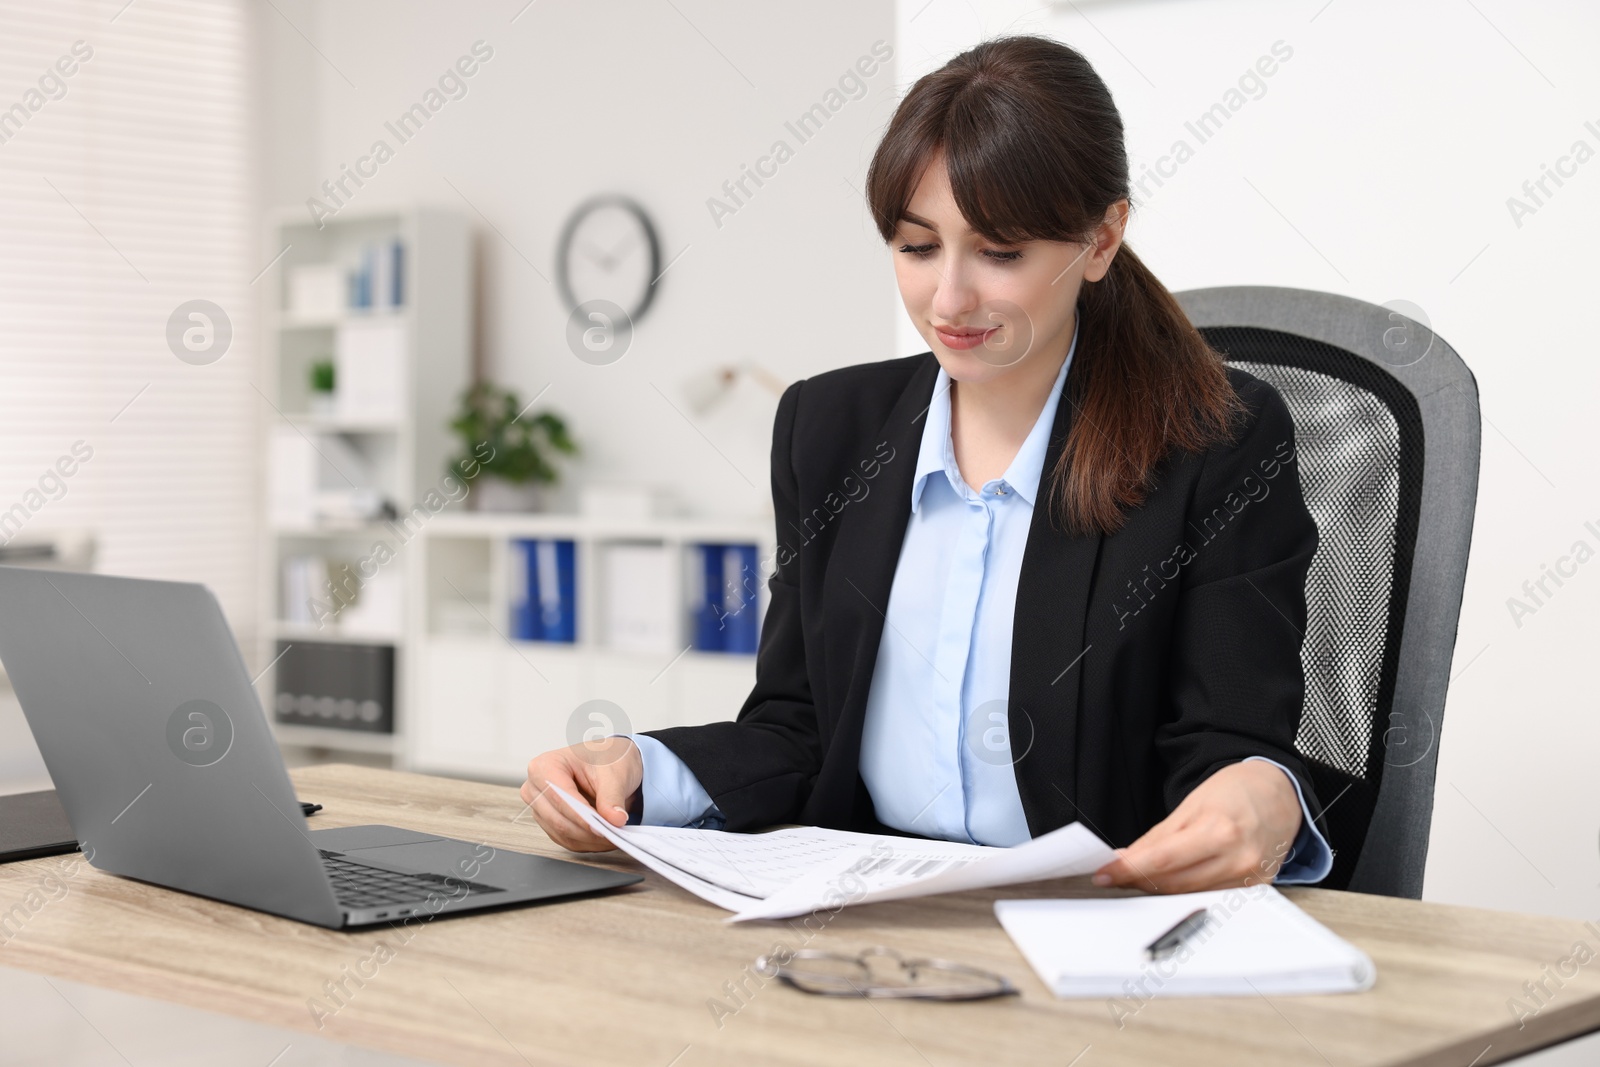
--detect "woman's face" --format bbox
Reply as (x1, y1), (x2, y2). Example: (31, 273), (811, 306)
(890, 150), (1126, 386)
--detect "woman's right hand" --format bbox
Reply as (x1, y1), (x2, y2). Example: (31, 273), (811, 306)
(520, 737), (643, 852)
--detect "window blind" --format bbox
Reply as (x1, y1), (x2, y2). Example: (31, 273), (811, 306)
(0, 1), (257, 639)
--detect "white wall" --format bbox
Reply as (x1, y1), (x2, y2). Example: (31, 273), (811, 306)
(895, 0), (1600, 920)
(254, 0), (900, 522)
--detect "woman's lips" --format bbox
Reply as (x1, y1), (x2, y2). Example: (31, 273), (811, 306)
(935, 325), (999, 351)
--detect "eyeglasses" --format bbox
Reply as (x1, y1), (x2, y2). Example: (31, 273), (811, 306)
(753, 945), (1018, 1001)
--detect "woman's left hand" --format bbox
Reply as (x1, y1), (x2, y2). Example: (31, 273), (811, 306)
(1091, 760), (1304, 893)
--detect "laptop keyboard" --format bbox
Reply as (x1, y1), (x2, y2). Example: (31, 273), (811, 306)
(319, 850), (506, 909)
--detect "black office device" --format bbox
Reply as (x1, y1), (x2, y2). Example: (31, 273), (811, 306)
(0, 789), (78, 864)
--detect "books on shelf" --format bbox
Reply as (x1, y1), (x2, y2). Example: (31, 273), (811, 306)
(509, 539), (577, 642)
(281, 553), (402, 635)
(347, 238), (405, 312)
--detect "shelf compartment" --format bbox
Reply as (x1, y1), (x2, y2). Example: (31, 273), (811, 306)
(270, 639), (395, 735)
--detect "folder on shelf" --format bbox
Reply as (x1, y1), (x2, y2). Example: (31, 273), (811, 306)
(690, 543), (759, 653)
(510, 539), (576, 642)
(389, 240), (405, 308)
(720, 544), (759, 653)
(347, 239), (405, 312)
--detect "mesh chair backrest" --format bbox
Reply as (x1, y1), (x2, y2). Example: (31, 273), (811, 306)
(1200, 327), (1426, 892)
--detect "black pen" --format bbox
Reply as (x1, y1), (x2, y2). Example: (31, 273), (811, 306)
(1144, 907), (1210, 961)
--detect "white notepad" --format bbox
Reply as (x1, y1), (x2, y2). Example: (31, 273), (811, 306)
(995, 885), (1376, 998)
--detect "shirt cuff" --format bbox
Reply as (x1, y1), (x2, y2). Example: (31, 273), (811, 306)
(624, 734), (726, 830)
(1243, 755), (1333, 886)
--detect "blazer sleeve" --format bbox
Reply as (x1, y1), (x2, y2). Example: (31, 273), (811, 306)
(1153, 373), (1331, 851)
(638, 379), (824, 829)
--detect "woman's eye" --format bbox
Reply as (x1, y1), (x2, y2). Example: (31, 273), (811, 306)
(896, 244), (1023, 263)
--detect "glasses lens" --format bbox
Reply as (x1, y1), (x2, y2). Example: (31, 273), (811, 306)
(772, 951), (1014, 1000)
(899, 961), (1008, 998)
(783, 955), (871, 995)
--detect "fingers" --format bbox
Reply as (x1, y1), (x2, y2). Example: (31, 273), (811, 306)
(1093, 847), (1165, 892)
(561, 762), (628, 835)
(1092, 760), (1306, 892)
(1092, 810), (1192, 890)
(532, 789), (614, 852)
(532, 787), (613, 852)
(1097, 844), (1255, 894)
(522, 753), (616, 852)
(1123, 828), (1220, 880)
(1094, 815), (1249, 892)
(570, 736), (640, 828)
(1136, 854), (1238, 895)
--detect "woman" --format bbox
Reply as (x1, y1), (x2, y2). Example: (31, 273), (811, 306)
(522, 34), (1331, 893)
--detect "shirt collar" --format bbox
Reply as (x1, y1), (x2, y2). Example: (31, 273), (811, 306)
(910, 311), (1080, 512)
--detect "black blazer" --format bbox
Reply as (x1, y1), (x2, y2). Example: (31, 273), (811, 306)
(644, 351), (1328, 852)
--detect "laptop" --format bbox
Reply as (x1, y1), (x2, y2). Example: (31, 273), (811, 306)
(0, 565), (641, 929)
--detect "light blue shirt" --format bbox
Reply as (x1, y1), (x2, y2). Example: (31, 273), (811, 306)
(628, 317), (1332, 884)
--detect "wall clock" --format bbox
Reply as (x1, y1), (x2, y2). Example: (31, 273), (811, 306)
(555, 194), (661, 324)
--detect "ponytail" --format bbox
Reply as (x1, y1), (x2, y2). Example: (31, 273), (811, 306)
(1051, 245), (1245, 536)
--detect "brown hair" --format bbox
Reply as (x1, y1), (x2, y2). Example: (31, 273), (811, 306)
(865, 34), (1246, 536)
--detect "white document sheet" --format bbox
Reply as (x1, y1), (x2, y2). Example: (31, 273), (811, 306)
(551, 786), (1117, 922)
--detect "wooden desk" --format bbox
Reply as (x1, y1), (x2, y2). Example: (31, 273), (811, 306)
(2, 764), (1598, 1067)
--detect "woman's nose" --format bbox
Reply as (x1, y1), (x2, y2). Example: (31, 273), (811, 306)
(930, 266), (981, 322)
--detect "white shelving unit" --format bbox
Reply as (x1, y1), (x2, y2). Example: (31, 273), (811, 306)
(256, 206), (471, 763)
(407, 513), (776, 783)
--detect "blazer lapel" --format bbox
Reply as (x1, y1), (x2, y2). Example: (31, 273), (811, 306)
(819, 355), (940, 752)
(1008, 375), (1103, 837)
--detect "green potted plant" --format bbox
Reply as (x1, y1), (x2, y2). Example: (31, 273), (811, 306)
(447, 381), (578, 512)
(308, 356), (336, 416)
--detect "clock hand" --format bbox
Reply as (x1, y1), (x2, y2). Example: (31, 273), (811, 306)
(602, 232), (637, 264)
(581, 241), (617, 271)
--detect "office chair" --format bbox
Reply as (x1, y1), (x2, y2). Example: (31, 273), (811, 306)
(1174, 286), (1481, 899)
